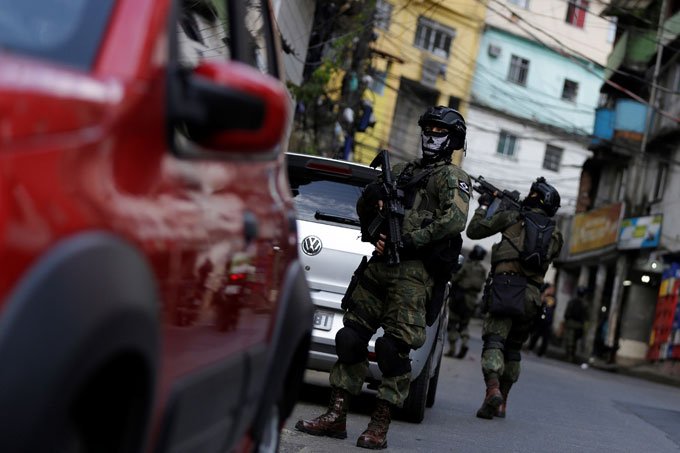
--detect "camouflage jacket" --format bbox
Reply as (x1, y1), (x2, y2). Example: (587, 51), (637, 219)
(466, 206), (563, 285)
(357, 157), (471, 249)
(451, 259), (487, 293)
(394, 158), (470, 248)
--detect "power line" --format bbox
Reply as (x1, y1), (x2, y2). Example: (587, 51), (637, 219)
(377, 14), (603, 130)
(488, 0), (680, 94)
(372, 4), (617, 135)
(484, 0), (680, 122)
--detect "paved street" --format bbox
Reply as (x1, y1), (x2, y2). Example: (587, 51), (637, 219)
(281, 319), (680, 453)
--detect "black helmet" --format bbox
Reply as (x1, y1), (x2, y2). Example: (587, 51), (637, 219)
(469, 245), (486, 261)
(524, 177), (561, 217)
(417, 106), (466, 159)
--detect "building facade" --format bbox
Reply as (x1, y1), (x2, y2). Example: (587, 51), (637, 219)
(352, 0), (487, 165)
(460, 1), (613, 296)
(563, 0), (680, 367)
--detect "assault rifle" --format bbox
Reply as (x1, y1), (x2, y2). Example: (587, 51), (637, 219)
(471, 175), (521, 214)
(368, 149), (405, 266)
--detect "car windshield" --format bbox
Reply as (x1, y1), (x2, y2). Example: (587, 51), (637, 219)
(291, 178), (364, 228)
(0, 0), (115, 70)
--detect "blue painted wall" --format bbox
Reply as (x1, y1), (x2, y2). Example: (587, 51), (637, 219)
(471, 27), (603, 135)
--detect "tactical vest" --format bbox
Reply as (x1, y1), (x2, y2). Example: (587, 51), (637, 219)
(456, 260), (487, 292)
(396, 160), (449, 236)
(491, 209), (561, 279)
(490, 215), (523, 264)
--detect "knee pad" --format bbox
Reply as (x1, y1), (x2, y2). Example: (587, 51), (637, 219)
(375, 335), (411, 378)
(482, 334), (505, 353)
(335, 324), (371, 364)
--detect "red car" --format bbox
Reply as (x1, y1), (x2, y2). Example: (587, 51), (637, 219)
(0, 1), (313, 452)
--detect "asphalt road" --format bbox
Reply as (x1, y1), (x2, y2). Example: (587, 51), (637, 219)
(280, 319), (680, 453)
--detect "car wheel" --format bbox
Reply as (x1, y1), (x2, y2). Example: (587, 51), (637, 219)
(426, 355), (442, 408)
(254, 403), (281, 453)
(399, 354), (431, 423)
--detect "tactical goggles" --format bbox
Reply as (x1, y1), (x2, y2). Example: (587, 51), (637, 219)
(421, 127), (448, 138)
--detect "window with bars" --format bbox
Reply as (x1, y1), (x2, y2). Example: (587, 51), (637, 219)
(375, 0), (393, 30)
(543, 145), (563, 172)
(508, 55), (529, 85)
(566, 0), (588, 28)
(562, 79), (579, 102)
(496, 130), (518, 157)
(414, 17), (456, 59)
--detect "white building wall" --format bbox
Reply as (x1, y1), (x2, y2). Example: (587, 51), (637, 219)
(484, 0), (615, 66)
(272, 0), (315, 86)
(459, 105), (591, 257)
(651, 146), (680, 253)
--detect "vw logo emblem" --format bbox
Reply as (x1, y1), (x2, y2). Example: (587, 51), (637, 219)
(301, 235), (322, 256)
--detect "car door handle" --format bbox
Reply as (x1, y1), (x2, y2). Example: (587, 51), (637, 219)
(243, 211), (258, 244)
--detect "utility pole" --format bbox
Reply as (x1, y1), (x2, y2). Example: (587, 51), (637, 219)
(633, 0), (668, 215)
(607, 0), (668, 354)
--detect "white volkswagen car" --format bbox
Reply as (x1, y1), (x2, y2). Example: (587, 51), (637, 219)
(286, 152), (449, 423)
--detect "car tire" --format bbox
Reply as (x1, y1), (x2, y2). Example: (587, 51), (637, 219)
(399, 354), (431, 423)
(254, 403), (281, 453)
(425, 355), (442, 408)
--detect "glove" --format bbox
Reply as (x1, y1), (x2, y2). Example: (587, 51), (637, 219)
(362, 182), (386, 207)
(478, 192), (493, 207)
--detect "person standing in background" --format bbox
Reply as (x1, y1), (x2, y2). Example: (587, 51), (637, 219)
(528, 283), (556, 357)
(447, 245), (488, 359)
(563, 287), (588, 363)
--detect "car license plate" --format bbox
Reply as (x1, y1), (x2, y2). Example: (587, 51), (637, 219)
(313, 310), (334, 331)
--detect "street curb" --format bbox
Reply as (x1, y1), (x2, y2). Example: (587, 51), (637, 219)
(544, 345), (680, 389)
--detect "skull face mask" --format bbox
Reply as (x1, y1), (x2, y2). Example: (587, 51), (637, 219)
(421, 129), (451, 161)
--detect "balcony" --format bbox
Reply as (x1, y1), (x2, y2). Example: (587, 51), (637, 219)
(605, 9), (680, 80)
(590, 99), (647, 150)
(605, 29), (657, 79)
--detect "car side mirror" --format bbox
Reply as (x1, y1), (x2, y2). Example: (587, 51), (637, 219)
(168, 60), (290, 156)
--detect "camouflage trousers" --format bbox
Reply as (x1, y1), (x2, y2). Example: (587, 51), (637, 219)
(330, 259), (430, 407)
(481, 285), (540, 383)
(448, 310), (471, 346)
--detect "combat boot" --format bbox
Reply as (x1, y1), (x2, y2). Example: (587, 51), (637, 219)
(476, 377), (503, 420)
(455, 345), (469, 359)
(445, 341), (456, 357)
(496, 380), (512, 418)
(356, 399), (391, 449)
(295, 387), (349, 439)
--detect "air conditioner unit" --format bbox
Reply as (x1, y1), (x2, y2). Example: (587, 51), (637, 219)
(421, 58), (446, 88)
(488, 44), (501, 58)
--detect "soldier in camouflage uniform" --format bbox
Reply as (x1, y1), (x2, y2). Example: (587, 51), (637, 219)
(447, 245), (487, 359)
(467, 177), (563, 420)
(296, 106), (471, 449)
(563, 286), (588, 363)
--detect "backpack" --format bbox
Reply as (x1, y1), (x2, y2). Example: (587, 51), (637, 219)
(504, 210), (556, 272)
(518, 211), (556, 272)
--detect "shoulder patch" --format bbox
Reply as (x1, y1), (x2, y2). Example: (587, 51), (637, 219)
(458, 180), (470, 195)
